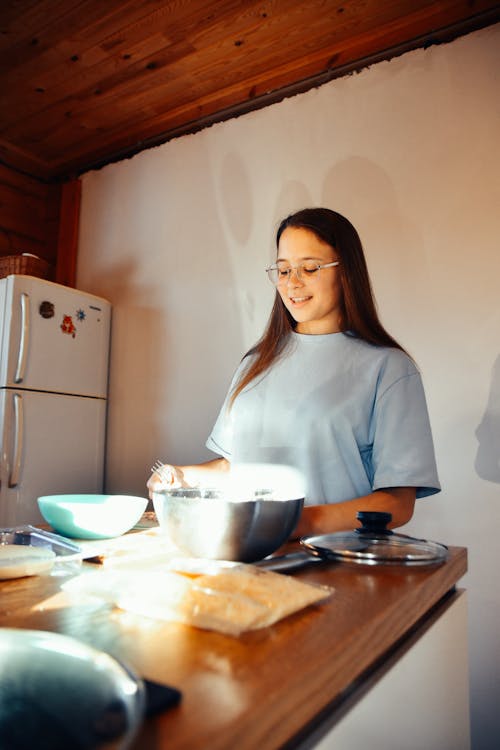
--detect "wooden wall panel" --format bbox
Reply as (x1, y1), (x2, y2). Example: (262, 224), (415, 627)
(55, 179), (81, 288)
(0, 165), (60, 270)
(0, 164), (80, 287)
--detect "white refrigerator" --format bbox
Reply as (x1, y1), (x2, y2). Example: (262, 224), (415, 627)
(0, 274), (111, 527)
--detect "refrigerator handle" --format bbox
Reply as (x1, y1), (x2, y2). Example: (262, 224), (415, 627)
(14, 292), (30, 383)
(9, 393), (24, 488)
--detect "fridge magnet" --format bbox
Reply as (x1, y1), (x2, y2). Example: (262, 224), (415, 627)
(60, 315), (76, 338)
(76, 308), (86, 321)
(39, 301), (55, 319)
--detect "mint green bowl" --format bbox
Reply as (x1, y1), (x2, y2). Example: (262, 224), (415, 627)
(37, 494), (148, 540)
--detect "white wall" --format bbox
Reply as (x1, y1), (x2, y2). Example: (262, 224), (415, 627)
(77, 24), (500, 749)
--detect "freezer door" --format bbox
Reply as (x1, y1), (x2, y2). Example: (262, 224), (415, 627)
(0, 389), (106, 527)
(0, 275), (111, 397)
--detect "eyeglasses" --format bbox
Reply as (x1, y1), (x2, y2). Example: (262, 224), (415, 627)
(265, 260), (340, 286)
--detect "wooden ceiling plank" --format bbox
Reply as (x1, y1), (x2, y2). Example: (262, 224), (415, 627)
(0, 0), (296, 123)
(188, 0), (356, 49)
(37, 1), (499, 173)
(0, 0), (352, 104)
(0, 0), (74, 47)
(0, 0), (95, 61)
(0, 0), (394, 136)
(7, 0), (493, 150)
(0, 0), (174, 77)
(1, 0), (499, 178)
(0, 0), (435, 135)
(0, 0), (256, 70)
(0, 0), (160, 69)
(0, 32), (194, 132)
(98, 0), (500, 110)
(0, 1), (275, 128)
(21, 18), (472, 165)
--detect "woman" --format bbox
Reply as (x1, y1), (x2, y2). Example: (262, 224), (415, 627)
(148, 208), (440, 535)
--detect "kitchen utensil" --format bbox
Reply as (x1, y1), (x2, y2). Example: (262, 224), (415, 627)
(257, 511), (449, 571)
(153, 487), (303, 563)
(150, 460), (179, 486)
(151, 460), (165, 478)
(0, 628), (145, 749)
(152, 463), (305, 563)
(37, 494), (148, 540)
(151, 459), (167, 477)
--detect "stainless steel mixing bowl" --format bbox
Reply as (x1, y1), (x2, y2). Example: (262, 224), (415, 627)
(152, 487), (304, 563)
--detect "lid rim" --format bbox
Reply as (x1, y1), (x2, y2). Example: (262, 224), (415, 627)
(301, 531), (448, 566)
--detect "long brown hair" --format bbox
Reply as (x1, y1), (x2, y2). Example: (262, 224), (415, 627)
(230, 208), (406, 405)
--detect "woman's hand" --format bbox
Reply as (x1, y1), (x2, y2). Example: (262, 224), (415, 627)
(147, 463), (189, 498)
(147, 457), (230, 499)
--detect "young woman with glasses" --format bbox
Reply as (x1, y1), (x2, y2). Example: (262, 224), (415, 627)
(148, 208), (440, 535)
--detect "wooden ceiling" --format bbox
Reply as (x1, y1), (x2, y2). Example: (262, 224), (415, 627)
(1, 0), (499, 183)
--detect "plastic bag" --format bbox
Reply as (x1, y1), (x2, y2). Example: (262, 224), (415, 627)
(63, 561), (333, 636)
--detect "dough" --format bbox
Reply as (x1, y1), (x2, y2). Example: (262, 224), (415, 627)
(0, 545), (56, 579)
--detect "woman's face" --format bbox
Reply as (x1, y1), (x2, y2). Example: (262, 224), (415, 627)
(276, 226), (342, 334)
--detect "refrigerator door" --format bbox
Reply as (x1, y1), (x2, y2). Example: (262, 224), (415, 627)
(0, 275), (111, 398)
(0, 389), (106, 527)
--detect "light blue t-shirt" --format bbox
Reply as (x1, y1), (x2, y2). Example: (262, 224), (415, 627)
(206, 332), (440, 505)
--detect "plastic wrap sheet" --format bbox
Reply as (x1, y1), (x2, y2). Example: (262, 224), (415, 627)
(63, 560), (333, 637)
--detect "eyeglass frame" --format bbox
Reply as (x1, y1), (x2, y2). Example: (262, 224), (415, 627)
(265, 260), (340, 286)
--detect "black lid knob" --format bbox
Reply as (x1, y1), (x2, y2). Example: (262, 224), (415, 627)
(356, 511), (393, 535)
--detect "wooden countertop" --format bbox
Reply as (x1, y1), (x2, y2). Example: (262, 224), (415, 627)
(0, 544), (467, 750)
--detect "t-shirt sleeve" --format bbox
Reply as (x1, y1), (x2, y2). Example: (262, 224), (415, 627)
(205, 362), (246, 459)
(371, 368), (441, 499)
(206, 414), (233, 460)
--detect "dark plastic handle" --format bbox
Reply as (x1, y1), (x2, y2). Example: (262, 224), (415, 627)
(356, 511), (393, 536)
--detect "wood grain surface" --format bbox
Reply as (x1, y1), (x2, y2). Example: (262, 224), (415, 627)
(0, 545), (467, 750)
(1, 2), (499, 179)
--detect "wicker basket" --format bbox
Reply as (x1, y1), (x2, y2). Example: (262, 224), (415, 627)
(0, 254), (51, 280)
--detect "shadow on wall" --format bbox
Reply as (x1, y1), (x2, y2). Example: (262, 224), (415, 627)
(475, 353), (500, 484)
(321, 157), (429, 332)
(218, 152), (253, 246)
(82, 258), (170, 495)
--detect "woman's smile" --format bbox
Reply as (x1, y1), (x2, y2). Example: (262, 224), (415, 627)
(289, 294), (313, 306)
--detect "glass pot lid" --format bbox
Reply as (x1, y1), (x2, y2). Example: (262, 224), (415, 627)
(301, 511), (448, 566)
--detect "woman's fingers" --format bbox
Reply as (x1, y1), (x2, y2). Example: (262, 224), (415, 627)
(147, 463), (187, 493)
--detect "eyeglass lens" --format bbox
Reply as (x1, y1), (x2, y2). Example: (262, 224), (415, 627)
(266, 262), (327, 285)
